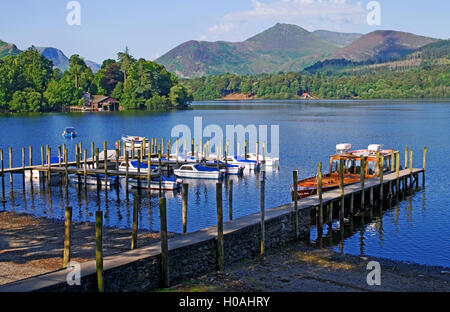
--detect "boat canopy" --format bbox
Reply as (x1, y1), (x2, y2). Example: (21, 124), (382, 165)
(193, 164), (219, 172)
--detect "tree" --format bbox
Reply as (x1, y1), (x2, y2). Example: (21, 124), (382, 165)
(117, 47), (136, 81)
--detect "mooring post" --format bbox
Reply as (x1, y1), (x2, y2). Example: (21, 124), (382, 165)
(339, 158), (344, 220)
(95, 148), (100, 189)
(158, 152), (162, 196)
(159, 197), (169, 287)
(375, 151), (380, 177)
(64, 147), (68, 187)
(293, 170), (299, 239)
(47, 147), (51, 187)
(260, 175), (265, 255)
(131, 196), (138, 250)
(125, 151), (129, 198)
(317, 162), (323, 228)
(228, 179), (233, 221)
(137, 150), (141, 189)
(396, 152), (400, 200)
(63, 206), (72, 267)
(147, 156), (151, 194)
(96, 210), (104, 292)
(191, 138), (194, 157)
(405, 146), (409, 170)
(21, 147), (25, 185)
(216, 182), (224, 271)
(83, 150), (87, 188)
(380, 156), (384, 203)
(131, 140), (135, 159)
(409, 149), (413, 193)
(328, 201), (333, 224)
(391, 149), (395, 172)
(244, 140), (248, 160)
(350, 193), (354, 215)
(115, 149), (119, 171)
(104, 141), (108, 187)
(360, 156), (365, 209)
(422, 147), (427, 186)
(91, 142), (95, 168)
(182, 183), (188, 234)
(41, 146), (44, 167)
(8, 147), (13, 186)
(0, 150), (4, 203)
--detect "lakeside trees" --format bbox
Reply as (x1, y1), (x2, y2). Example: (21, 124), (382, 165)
(0, 47), (192, 112)
(182, 63), (450, 101)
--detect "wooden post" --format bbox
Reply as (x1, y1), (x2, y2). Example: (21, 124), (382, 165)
(260, 176), (265, 255)
(104, 142), (108, 187)
(63, 206), (72, 267)
(83, 150), (87, 188)
(64, 147), (68, 187)
(375, 151), (380, 177)
(131, 196), (138, 250)
(293, 170), (299, 239)
(147, 156), (151, 194)
(95, 148), (100, 189)
(21, 147), (25, 184)
(47, 147), (51, 187)
(137, 150), (141, 189)
(115, 149), (119, 171)
(328, 201), (333, 224)
(0, 150), (4, 203)
(380, 156), (384, 203)
(125, 151), (129, 197)
(182, 183), (188, 234)
(244, 140), (247, 159)
(216, 182), (224, 271)
(191, 138), (194, 157)
(29, 145), (32, 168)
(41, 146), (44, 167)
(409, 149), (413, 192)
(159, 197), (169, 287)
(256, 141), (259, 163)
(228, 179), (233, 221)
(423, 147), (427, 186)
(131, 140), (135, 159)
(91, 142), (95, 168)
(317, 162), (323, 227)
(360, 156), (365, 209)
(405, 146), (408, 169)
(158, 152), (162, 196)
(339, 158), (344, 220)
(350, 193), (354, 215)
(8, 147), (13, 186)
(96, 211), (104, 292)
(391, 149), (395, 172)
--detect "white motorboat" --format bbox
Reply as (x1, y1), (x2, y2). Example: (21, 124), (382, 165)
(243, 153), (279, 167)
(129, 176), (183, 191)
(174, 164), (223, 179)
(118, 160), (158, 173)
(204, 160), (244, 175)
(118, 135), (149, 149)
(25, 156), (63, 185)
(225, 155), (261, 171)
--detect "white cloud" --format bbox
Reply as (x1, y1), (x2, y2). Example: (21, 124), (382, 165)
(204, 0), (368, 41)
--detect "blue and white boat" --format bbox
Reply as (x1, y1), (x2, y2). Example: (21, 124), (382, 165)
(118, 160), (158, 173)
(174, 164), (223, 179)
(62, 127), (77, 138)
(205, 160), (244, 175)
(129, 176), (183, 191)
(119, 135), (149, 149)
(225, 156), (261, 171)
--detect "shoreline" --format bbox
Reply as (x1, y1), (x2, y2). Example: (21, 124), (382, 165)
(167, 241), (450, 292)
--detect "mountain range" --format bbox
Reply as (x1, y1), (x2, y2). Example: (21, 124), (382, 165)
(156, 23), (438, 78)
(0, 41), (100, 73)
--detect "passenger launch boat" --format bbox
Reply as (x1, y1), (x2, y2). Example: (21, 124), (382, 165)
(293, 144), (395, 200)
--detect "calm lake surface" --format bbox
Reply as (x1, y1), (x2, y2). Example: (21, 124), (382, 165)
(1, 100), (449, 268)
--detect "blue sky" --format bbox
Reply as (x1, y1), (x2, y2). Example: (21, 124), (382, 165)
(0, 0), (448, 64)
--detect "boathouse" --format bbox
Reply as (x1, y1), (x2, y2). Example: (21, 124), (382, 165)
(91, 95), (120, 112)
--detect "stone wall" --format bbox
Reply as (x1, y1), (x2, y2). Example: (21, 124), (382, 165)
(1, 203), (310, 292)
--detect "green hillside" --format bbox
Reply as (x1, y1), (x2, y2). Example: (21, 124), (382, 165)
(0, 40), (21, 58)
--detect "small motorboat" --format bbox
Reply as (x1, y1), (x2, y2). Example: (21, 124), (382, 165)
(225, 155), (261, 171)
(174, 164), (223, 179)
(204, 160), (244, 175)
(118, 160), (158, 173)
(293, 144), (396, 200)
(129, 176), (183, 191)
(243, 153), (279, 167)
(118, 135), (149, 149)
(69, 174), (120, 188)
(62, 127), (77, 138)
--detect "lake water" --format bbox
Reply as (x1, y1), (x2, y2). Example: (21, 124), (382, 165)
(1, 100), (449, 268)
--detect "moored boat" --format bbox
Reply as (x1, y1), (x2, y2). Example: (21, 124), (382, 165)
(204, 160), (244, 175)
(118, 135), (149, 149)
(68, 174), (120, 187)
(294, 144), (396, 199)
(225, 155), (261, 171)
(129, 176), (183, 191)
(174, 164), (223, 179)
(242, 153), (279, 167)
(118, 160), (158, 173)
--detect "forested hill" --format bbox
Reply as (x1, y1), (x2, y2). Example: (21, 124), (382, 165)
(0, 47), (192, 113)
(181, 41), (450, 101)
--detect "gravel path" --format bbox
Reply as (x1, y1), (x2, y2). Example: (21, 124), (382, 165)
(0, 211), (174, 286)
